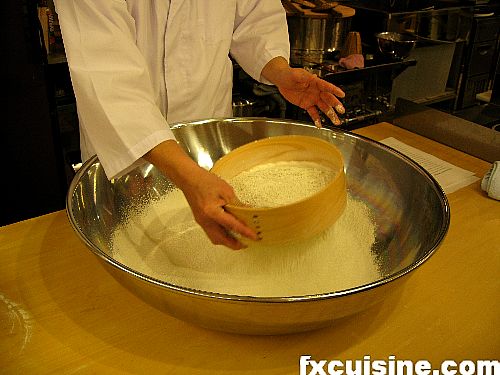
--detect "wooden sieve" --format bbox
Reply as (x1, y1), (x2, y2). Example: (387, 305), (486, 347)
(211, 135), (347, 244)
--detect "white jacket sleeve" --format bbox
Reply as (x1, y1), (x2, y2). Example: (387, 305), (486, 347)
(230, 0), (290, 85)
(54, 0), (175, 179)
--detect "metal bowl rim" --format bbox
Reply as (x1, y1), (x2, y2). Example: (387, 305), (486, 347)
(375, 31), (418, 43)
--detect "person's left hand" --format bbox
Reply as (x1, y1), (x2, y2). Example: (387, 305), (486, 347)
(261, 57), (346, 127)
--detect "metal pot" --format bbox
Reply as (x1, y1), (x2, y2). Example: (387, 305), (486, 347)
(287, 13), (352, 66)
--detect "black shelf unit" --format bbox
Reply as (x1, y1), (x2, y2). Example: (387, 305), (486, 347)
(456, 14), (500, 109)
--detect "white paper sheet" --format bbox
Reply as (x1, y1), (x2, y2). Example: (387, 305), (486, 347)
(380, 137), (479, 194)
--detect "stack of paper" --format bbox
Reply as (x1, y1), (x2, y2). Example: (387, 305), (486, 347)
(381, 137), (479, 194)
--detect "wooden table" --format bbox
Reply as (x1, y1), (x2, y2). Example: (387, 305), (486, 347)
(1, 123), (499, 374)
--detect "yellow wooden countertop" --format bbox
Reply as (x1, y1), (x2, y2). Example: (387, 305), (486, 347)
(1, 123), (499, 374)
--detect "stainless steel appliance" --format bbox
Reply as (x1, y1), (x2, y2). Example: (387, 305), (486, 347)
(350, 2), (475, 105)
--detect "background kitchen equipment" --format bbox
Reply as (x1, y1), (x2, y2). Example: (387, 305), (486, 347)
(362, 0), (436, 12)
(210, 135), (347, 244)
(341, 30), (363, 57)
(283, 0), (356, 65)
(456, 13), (500, 109)
(67, 118), (450, 335)
(231, 97), (257, 117)
(350, 3), (478, 107)
(375, 31), (417, 60)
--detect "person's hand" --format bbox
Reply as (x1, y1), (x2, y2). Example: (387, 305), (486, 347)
(261, 57), (346, 127)
(144, 140), (258, 250)
(178, 165), (259, 249)
(278, 68), (346, 127)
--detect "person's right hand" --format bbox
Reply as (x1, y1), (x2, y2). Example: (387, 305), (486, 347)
(144, 140), (258, 249)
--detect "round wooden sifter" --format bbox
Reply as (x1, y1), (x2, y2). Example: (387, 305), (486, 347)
(211, 135), (347, 244)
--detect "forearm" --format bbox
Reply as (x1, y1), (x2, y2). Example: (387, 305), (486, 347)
(143, 140), (202, 191)
(260, 56), (291, 87)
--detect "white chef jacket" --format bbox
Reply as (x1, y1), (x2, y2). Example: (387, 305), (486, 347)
(54, 0), (290, 179)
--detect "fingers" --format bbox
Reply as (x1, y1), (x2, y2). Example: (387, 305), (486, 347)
(307, 106), (322, 128)
(314, 75), (346, 98)
(204, 221), (247, 250)
(320, 91), (345, 125)
(307, 102), (345, 127)
(218, 207), (259, 242)
(320, 91), (345, 114)
(314, 99), (342, 126)
(304, 77), (345, 127)
(308, 102), (345, 127)
(310, 76), (345, 127)
(302, 70), (346, 101)
(196, 202), (259, 251)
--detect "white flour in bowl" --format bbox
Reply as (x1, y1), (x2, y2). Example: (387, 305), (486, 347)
(111, 188), (380, 297)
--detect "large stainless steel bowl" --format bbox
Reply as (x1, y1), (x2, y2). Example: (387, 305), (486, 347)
(66, 118), (449, 335)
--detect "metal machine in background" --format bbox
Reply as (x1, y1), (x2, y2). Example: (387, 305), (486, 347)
(283, 0), (355, 66)
(349, 0), (500, 111)
(350, 1), (474, 106)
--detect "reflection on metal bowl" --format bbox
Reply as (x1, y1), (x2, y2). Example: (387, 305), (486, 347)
(66, 118), (449, 335)
(376, 31), (417, 60)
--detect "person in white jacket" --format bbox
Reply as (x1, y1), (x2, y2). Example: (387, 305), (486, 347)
(55, 0), (346, 250)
